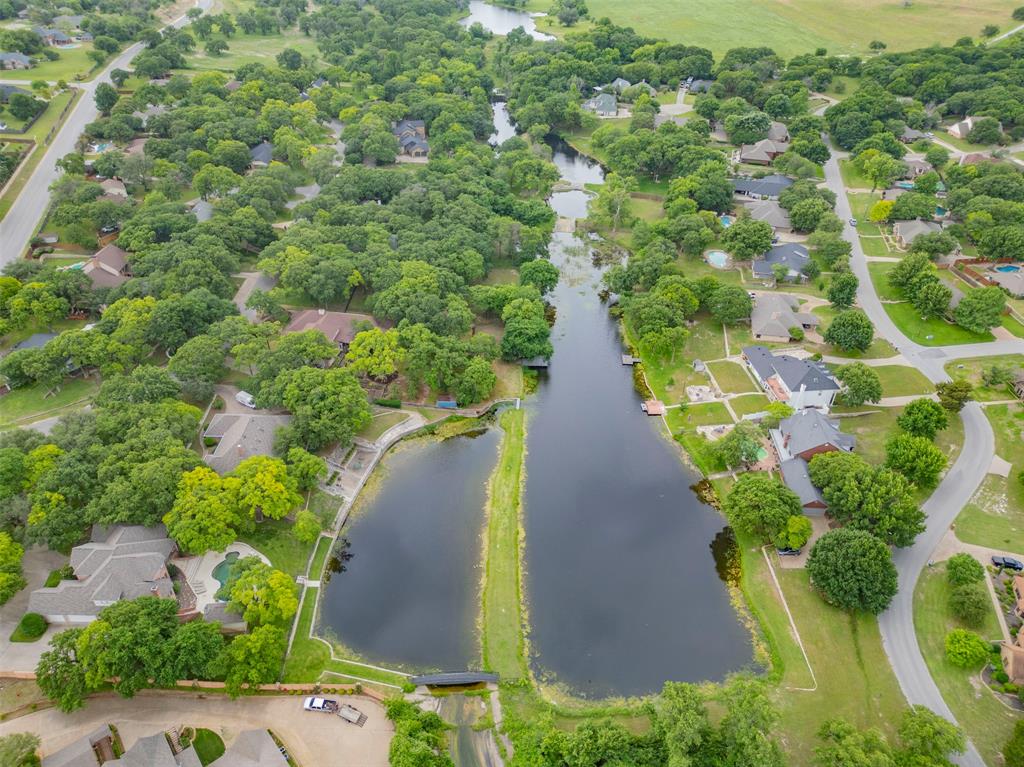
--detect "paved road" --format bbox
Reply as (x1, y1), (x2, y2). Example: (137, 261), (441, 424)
(0, 0), (212, 266)
(824, 140), (1024, 767)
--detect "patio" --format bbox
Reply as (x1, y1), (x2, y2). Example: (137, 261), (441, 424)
(174, 542), (270, 612)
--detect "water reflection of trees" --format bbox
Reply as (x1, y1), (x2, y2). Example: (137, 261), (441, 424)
(323, 537), (353, 584)
(711, 527), (741, 587)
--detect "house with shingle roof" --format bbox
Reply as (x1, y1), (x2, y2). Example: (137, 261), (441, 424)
(209, 730), (289, 767)
(583, 92), (617, 117)
(771, 409), (855, 513)
(28, 525), (178, 624)
(249, 140), (274, 168)
(901, 125), (926, 143)
(743, 345), (840, 411)
(100, 178), (128, 197)
(203, 413), (292, 475)
(767, 121), (789, 143)
(0, 51), (32, 69)
(731, 174), (793, 200)
(779, 458), (826, 512)
(751, 293), (819, 342)
(738, 139), (789, 165)
(740, 198), (791, 231)
(284, 308), (377, 351)
(751, 243), (810, 283)
(0, 83), (31, 102)
(393, 119), (429, 157)
(82, 243), (131, 289)
(42, 725), (116, 767)
(893, 218), (941, 247)
(33, 26), (72, 45)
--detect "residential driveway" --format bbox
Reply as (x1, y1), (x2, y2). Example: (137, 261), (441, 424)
(232, 272), (278, 321)
(0, 547), (67, 674)
(0, 692), (392, 767)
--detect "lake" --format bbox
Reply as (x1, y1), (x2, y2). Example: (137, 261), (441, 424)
(459, 0), (555, 40)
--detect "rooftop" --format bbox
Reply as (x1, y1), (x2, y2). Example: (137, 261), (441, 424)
(740, 198), (791, 230)
(743, 345), (840, 394)
(731, 174), (793, 197)
(752, 243), (809, 280)
(751, 293), (819, 338)
(284, 309), (376, 346)
(777, 409), (855, 457)
(204, 413), (292, 475)
(779, 457), (825, 508)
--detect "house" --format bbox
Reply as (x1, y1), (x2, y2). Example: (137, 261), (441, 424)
(82, 243), (131, 289)
(893, 218), (941, 247)
(209, 730), (289, 767)
(34, 26), (72, 45)
(225, 79), (242, 92)
(653, 113), (689, 128)
(767, 121), (790, 143)
(203, 601), (247, 633)
(607, 76), (631, 92)
(947, 115), (997, 140)
(902, 158), (930, 177)
(743, 345), (841, 411)
(0, 84), (31, 102)
(740, 198), (792, 232)
(900, 125), (926, 143)
(738, 139), (789, 165)
(779, 458), (827, 513)
(284, 308), (377, 351)
(191, 199), (214, 222)
(42, 725), (117, 767)
(203, 413), (292, 475)
(751, 293), (820, 342)
(772, 408), (855, 462)
(392, 118), (429, 157)
(106, 732), (201, 767)
(731, 174), (793, 200)
(124, 137), (148, 157)
(99, 178), (128, 198)
(959, 152), (999, 167)
(688, 79), (713, 93)
(752, 243), (811, 283)
(583, 92), (617, 117)
(0, 51), (32, 70)
(27, 525), (178, 624)
(991, 269), (1024, 298)
(249, 140), (274, 168)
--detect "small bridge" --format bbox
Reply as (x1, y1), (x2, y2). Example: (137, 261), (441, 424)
(409, 672), (500, 687)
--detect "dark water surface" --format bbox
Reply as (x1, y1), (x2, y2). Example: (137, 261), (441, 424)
(318, 429), (500, 670)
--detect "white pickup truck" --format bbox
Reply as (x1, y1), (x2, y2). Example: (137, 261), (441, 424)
(303, 696), (338, 713)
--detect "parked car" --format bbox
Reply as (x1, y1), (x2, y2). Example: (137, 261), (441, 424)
(235, 390), (257, 408)
(848, 218), (858, 226)
(993, 555), (1024, 571)
(303, 696), (338, 713)
(99, 224), (119, 234)
(777, 547), (802, 557)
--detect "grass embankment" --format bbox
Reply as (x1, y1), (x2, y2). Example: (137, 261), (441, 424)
(956, 403), (1024, 551)
(913, 564), (1016, 766)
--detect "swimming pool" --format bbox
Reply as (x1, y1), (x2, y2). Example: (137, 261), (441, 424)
(706, 250), (730, 269)
(211, 551), (240, 590)
(995, 264), (1021, 273)
(719, 215), (733, 228)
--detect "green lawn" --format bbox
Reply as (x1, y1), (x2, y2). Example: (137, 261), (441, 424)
(191, 729), (225, 766)
(839, 159), (873, 189)
(944, 355), (1024, 403)
(669, 401), (732, 428)
(707, 360), (757, 394)
(357, 410), (409, 442)
(934, 128), (998, 154)
(185, 26), (319, 71)
(867, 262), (904, 302)
(307, 535), (332, 580)
(0, 89), (76, 220)
(871, 365), (934, 397)
(20, 43), (100, 82)
(525, 0), (1023, 57)
(883, 302), (994, 346)
(813, 305), (897, 359)
(860, 235), (895, 258)
(481, 409), (527, 680)
(730, 393), (771, 418)
(913, 566), (1017, 767)
(956, 403), (1024, 552)
(0, 378), (98, 427)
(1002, 313), (1024, 339)
(238, 518), (318, 577)
(847, 192), (883, 231)
(626, 315), (724, 404)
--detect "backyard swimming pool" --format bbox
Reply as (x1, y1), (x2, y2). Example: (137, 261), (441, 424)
(706, 250), (730, 269)
(719, 215), (733, 227)
(211, 551), (240, 590)
(995, 264), (1021, 273)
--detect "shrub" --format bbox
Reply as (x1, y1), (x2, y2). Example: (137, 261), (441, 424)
(10, 612), (47, 642)
(949, 581), (991, 627)
(374, 398), (401, 408)
(944, 629), (990, 668)
(946, 553), (985, 586)
(995, 669), (1010, 684)
(203, 436), (217, 447)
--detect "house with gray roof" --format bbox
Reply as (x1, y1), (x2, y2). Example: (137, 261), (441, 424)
(767, 121), (789, 143)
(209, 730), (288, 767)
(901, 125), (926, 143)
(28, 525), (177, 624)
(108, 732), (200, 767)
(34, 26), (72, 44)
(893, 218), (941, 247)
(203, 413), (292, 475)
(583, 92), (617, 117)
(751, 243), (810, 283)
(0, 83), (31, 102)
(249, 141), (274, 168)
(991, 268), (1024, 298)
(779, 458), (826, 512)
(751, 293), (819, 342)
(687, 79), (713, 93)
(771, 409), (855, 462)
(738, 139), (789, 165)
(740, 198), (791, 231)
(743, 345), (840, 411)
(191, 199), (214, 222)
(0, 51), (32, 69)
(43, 725), (116, 767)
(731, 174), (793, 200)
(653, 113), (689, 128)
(393, 119), (428, 157)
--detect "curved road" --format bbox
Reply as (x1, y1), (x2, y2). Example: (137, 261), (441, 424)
(0, 0), (212, 265)
(825, 141), (1023, 767)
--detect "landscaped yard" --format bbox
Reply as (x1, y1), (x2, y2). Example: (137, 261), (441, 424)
(835, 406), (964, 472)
(956, 403), (1024, 552)
(729, 393), (770, 417)
(0, 378), (98, 427)
(357, 410), (410, 442)
(669, 401), (732, 428)
(884, 302), (994, 346)
(839, 159), (872, 190)
(238, 516), (319, 577)
(867, 262), (904, 302)
(913, 564), (1016, 766)
(871, 364), (934, 397)
(812, 305), (897, 359)
(17, 42), (99, 82)
(945, 355), (1024, 402)
(191, 729), (225, 766)
(707, 359), (757, 393)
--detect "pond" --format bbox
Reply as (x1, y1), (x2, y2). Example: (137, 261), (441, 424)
(459, 0), (555, 41)
(318, 428), (501, 670)
(519, 135), (753, 698)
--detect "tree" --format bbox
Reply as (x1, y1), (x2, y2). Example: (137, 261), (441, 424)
(945, 552), (985, 586)
(912, 281), (952, 320)
(345, 328), (402, 381)
(718, 675), (785, 767)
(806, 528), (898, 613)
(164, 466), (243, 554)
(96, 366), (179, 407)
(293, 509), (321, 544)
(94, 82), (119, 115)
(954, 287), (1005, 334)
(943, 629), (989, 668)
(723, 218), (774, 260)
(7, 282), (68, 331)
(868, 199), (894, 223)
(168, 335), (226, 401)
(967, 115), (1001, 143)
(772, 515), (813, 550)
(823, 310), (874, 351)
(205, 39), (228, 56)
(455, 356), (496, 405)
(897, 705), (965, 766)
(789, 197), (832, 232)
(885, 433), (947, 486)
(167, 619), (224, 681)
(0, 732), (40, 767)
(213, 624), (287, 697)
(1004, 721), (1024, 767)
(35, 628), (89, 712)
(827, 272), (858, 309)
(261, 366), (372, 452)
(285, 447), (326, 491)
(591, 173), (637, 232)
(276, 47), (303, 70)
(814, 719), (894, 767)
(723, 474), (801, 540)
(836, 362), (882, 406)
(0, 531), (26, 605)
(861, 151), (903, 192)
(888, 253), (933, 295)
(232, 456), (301, 522)
(949, 581), (990, 627)
(709, 285), (753, 325)
(925, 144), (950, 169)
(7, 93), (43, 122)
(936, 380), (973, 412)
(519, 258), (560, 294)
(228, 560), (298, 627)
(897, 398), (948, 440)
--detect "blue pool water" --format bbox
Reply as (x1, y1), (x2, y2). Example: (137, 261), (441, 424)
(719, 215), (733, 227)
(706, 250), (729, 269)
(995, 264), (1021, 273)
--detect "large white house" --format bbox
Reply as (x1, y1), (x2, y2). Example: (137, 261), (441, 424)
(742, 345), (840, 411)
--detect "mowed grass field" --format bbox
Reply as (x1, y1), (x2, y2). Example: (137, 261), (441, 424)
(526, 0), (1022, 57)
